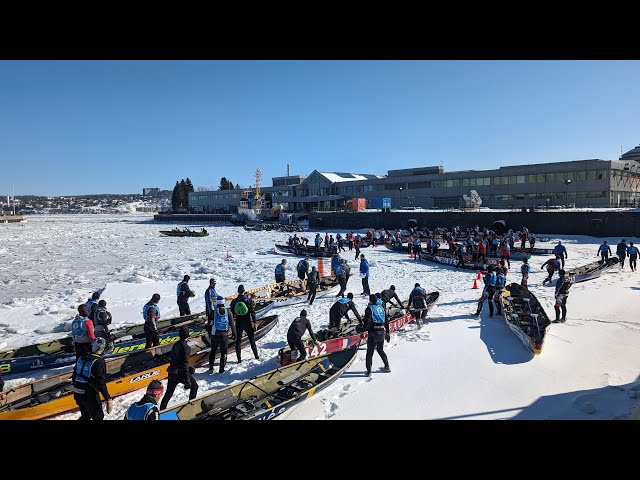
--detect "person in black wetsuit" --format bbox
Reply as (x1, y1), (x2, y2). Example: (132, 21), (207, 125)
(72, 338), (112, 420)
(380, 285), (403, 314)
(143, 293), (161, 349)
(159, 325), (198, 410)
(177, 275), (196, 316)
(616, 239), (628, 269)
(357, 294), (390, 377)
(306, 266), (320, 305)
(93, 300), (113, 351)
(297, 256), (310, 282)
(408, 283), (429, 328)
(207, 296), (237, 374)
(287, 309), (320, 362)
(328, 293), (362, 335)
(229, 285), (259, 362)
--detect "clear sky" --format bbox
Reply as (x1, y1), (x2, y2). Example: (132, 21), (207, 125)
(1, 60), (639, 196)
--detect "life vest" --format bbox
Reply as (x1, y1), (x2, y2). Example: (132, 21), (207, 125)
(371, 304), (385, 324)
(337, 298), (349, 305)
(413, 239), (421, 246)
(176, 281), (185, 297)
(335, 264), (344, 276)
(214, 309), (229, 332)
(72, 317), (92, 343)
(495, 274), (506, 289)
(628, 246), (639, 255)
(297, 260), (308, 272)
(73, 355), (99, 384)
(521, 264), (530, 276)
(485, 272), (497, 287)
(86, 299), (97, 315)
(126, 402), (156, 420)
(205, 287), (218, 313)
(143, 303), (160, 321)
(275, 264), (284, 275)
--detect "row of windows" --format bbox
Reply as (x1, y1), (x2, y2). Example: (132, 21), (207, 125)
(191, 193), (243, 202)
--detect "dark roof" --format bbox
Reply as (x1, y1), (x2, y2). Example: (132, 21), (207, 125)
(621, 145), (640, 160)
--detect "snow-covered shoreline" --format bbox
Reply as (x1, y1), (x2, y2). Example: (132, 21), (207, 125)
(1, 215), (638, 419)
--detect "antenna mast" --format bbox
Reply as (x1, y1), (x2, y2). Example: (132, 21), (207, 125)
(255, 169), (262, 200)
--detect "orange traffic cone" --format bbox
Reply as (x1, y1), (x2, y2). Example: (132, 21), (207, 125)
(472, 278), (479, 289)
(477, 271), (482, 279)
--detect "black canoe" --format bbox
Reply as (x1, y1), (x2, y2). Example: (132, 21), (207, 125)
(0, 315), (279, 420)
(160, 347), (358, 420)
(564, 257), (619, 283)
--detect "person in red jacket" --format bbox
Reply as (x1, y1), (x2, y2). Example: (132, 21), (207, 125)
(478, 239), (487, 264)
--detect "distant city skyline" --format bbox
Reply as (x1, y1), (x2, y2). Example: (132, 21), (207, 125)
(1, 60), (639, 196)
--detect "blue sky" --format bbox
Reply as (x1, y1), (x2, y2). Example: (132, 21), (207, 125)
(1, 60), (639, 196)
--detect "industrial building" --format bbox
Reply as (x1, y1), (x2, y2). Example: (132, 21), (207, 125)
(188, 145), (640, 213)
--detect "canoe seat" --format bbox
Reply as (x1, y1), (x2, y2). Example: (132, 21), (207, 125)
(202, 389), (235, 413)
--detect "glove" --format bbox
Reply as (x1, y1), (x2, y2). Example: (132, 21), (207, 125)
(384, 333), (390, 343)
(184, 381), (191, 390)
(106, 398), (113, 414)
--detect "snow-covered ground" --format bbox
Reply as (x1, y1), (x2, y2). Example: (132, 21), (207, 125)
(0, 215), (638, 420)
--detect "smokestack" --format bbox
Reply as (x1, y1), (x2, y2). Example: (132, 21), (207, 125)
(287, 163), (290, 177)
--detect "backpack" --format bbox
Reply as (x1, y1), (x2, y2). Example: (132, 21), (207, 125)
(233, 300), (249, 316)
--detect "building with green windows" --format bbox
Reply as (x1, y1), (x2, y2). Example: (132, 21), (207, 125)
(189, 146), (640, 212)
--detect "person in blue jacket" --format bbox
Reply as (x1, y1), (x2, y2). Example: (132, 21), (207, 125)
(597, 240), (611, 262)
(359, 254), (371, 295)
(124, 380), (164, 421)
(553, 241), (568, 268)
(204, 278), (218, 324)
(474, 265), (497, 317)
(357, 294), (391, 377)
(627, 242), (638, 272)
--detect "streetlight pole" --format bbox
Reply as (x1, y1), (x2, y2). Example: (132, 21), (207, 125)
(562, 179), (572, 208)
(398, 186), (403, 209)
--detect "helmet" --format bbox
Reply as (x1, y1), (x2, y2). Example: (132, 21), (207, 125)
(92, 337), (107, 354)
(559, 269), (566, 277)
(216, 295), (225, 306)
